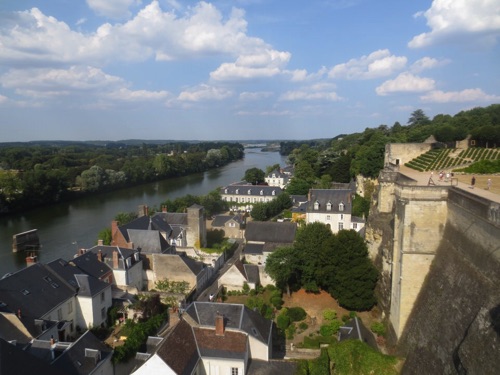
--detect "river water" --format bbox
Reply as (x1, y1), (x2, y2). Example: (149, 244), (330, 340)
(0, 149), (286, 276)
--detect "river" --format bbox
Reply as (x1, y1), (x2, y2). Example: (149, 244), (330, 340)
(0, 149), (286, 276)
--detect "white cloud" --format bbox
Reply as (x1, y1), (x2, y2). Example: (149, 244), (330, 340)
(420, 88), (500, 103)
(239, 91), (274, 100)
(86, 0), (141, 19)
(280, 84), (341, 101)
(0, 95), (8, 104)
(210, 49), (291, 81)
(409, 0), (500, 48)
(178, 84), (233, 101)
(328, 49), (407, 79)
(410, 57), (449, 73)
(376, 73), (435, 96)
(1, 66), (168, 104)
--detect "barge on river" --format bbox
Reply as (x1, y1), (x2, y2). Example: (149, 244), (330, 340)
(12, 229), (40, 253)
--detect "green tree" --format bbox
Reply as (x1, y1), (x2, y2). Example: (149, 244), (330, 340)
(97, 228), (112, 245)
(244, 168), (265, 185)
(408, 109), (430, 126)
(330, 230), (378, 310)
(115, 211), (138, 225)
(265, 246), (301, 296)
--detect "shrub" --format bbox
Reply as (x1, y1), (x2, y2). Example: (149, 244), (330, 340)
(320, 319), (342, 337)
(323, 309), (337, 321)
(288, 307), (307, 322)
(371, 322), (386, 337)
(277, 310), (291, 331)
(286, 323), (296, 339)
(270, 290), (283, 310)
(299, 322), (309, 331)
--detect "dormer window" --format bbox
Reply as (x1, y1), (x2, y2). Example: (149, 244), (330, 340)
(260, 190), (263, 195)
(224, 189), (228, 194)
(236, 189), (239, 194)
(326, 201), (332, 211)
(248, 189), (251, 195)
(339, 202), (345, 211)
(314, 200), (320, 210)
(272, 190), (276, 196)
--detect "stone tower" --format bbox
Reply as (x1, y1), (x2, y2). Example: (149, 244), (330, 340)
(187, 204), (206, 248)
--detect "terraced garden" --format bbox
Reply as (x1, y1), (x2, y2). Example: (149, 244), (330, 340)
(405, 147), (500, 172)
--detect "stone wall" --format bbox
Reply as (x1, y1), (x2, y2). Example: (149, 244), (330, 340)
(384, 143), (432, 167)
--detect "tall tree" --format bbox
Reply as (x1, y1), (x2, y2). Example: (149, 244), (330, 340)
(408, 109), (430, 126)
(244, 168), (265, 185)
(265, 246), (301, 296)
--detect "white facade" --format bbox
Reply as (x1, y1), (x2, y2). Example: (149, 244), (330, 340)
(265, 171), (289, 189)
(201, 357), (246, 375)
(76, 286), (112, 329)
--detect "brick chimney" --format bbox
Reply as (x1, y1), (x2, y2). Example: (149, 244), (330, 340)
(97, 239), (103, 246)
(215, 313), (225, 336)
(162, 205), (167, 213)
(113, 249), (119, 268)
(97, 249), (103, 262)
(111, 220), (118, 245)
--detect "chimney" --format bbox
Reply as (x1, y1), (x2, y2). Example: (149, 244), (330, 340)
(97, 249), (103, 262)
(97, 239), (103, 246)
(113, 249), (119, 268)
(17, 309), (21, 319)
(215, 313), (225, 336)
(111, 221), (118, 245)
(50, 336), (55, 346)
(162, 205), (167, 213)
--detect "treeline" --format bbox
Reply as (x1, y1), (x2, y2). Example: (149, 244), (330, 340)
(280, 104), (500, 185)
(0, 141), (244, 213)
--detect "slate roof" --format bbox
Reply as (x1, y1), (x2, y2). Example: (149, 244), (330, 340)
(221, 183), (282, 197)
(178, 253), (205, 275)
(338, 317), (378, 350)
(231, 260), (260, 285)
(88, 245), (140, 270)
(0, 263), (75, 336)
(46, 259), (109, 298)
(0, 312), (33, 344)
(184, 302), (272, 345)
(0, 338), (67, 375)
(127, 229), (170, 254)
(244, 243), (263, 255)
(70, 252), (112, 279)
(51, 330), (113, 375)
(306, 189), (353, 214)
(245, 221), (296, 243)
(211, 214), (245, 227)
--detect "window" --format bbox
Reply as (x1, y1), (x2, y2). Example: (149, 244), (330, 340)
(340, 214), (344, 220)
(247, 189), (251, 195)
(339, 202), (344, 211)
(231, 368), (239, 375)
(272, 190), (276, 196)
(326, 215), (331, 220)
(235, 189), (239, 194)
(260, 190), (263, 195)
(353, 223), (358, 229)
(338, 222), (344, 231)
(314, 200), (320, 210)
(224, 189), (228, 194)
(68, 301), (73, 314)
(326, 201), (332, 211)
(101, 292), (105, 302)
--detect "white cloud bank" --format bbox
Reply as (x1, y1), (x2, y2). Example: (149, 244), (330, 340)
(328, 49), (407, 80)
(420, 89), (500, 103)
(376, 73), (435, 96)
(409, 0), (500, 48)
(87, 0), (141, 19)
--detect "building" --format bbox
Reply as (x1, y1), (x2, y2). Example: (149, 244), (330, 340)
(210, 214), (245, 239)
(305, 189), (365, 234)
(264, 169), (289, 189)
(220, 182), (282, 212)
(132, 302), (273, 375)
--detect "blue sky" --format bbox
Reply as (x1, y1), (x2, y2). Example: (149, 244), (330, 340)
(0, 0), (499, 142)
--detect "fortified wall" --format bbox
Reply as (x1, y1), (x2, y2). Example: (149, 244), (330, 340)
(366, 144), (500, 373)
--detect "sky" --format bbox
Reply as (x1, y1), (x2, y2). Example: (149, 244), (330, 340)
(0, 0), (499, 142)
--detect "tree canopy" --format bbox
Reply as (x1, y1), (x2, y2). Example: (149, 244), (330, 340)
(266, 222), (378, 310)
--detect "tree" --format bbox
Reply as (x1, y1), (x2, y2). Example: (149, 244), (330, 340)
(408, 109), (430, 126)
(115, 211), (138, 225)
(265, 246), (301, 296)
(97, 228), (112, 245)
(244, 168), (265, 185)
(329, 230), (378, 310)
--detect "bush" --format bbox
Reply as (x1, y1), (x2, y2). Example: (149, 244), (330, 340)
(288, 307), (307, 322)
(371, 322), (386, 337)
(323, 309), (337, 321)
(299, 322), (308, 331)
(270, 290), (283, 310)
(286, 323), (296, 339)
(277, 311), (291, 331)
(319, 319), (342, 337)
